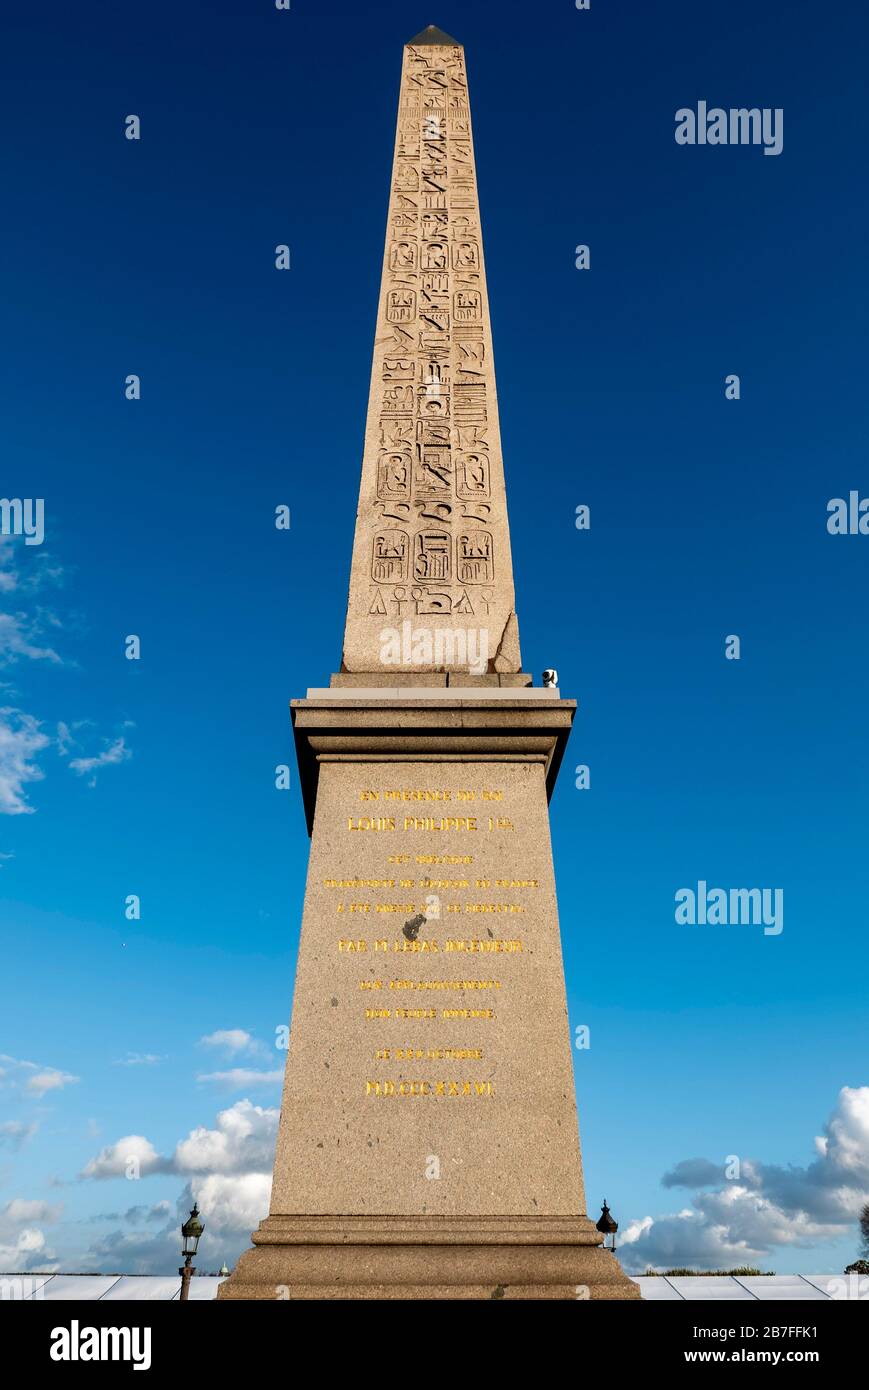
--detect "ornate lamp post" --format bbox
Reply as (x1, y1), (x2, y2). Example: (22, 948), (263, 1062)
(179, 1202), (204, 1301)
(596, 1200), (619, 1253)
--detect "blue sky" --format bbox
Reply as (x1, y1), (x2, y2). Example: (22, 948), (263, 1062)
(1, 0), (867, 1276)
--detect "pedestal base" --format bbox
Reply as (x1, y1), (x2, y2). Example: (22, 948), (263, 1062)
(217, 1215), (641, 1300)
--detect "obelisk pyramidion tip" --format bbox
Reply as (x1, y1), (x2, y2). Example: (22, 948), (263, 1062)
(407, 24), (461, 46)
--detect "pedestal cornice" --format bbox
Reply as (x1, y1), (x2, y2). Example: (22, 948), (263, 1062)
(291, 691), (576, 835)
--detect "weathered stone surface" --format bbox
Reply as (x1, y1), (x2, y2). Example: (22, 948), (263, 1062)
(218, 1216), (639, 1300)
(340, 32), (521, 677)
(221, 700), (639, 1299)
(269, 758), (583, 1217)
(493, 610), (521, 673)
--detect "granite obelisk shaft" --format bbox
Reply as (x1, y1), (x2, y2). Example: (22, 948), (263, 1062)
(340, 30), (521, 676)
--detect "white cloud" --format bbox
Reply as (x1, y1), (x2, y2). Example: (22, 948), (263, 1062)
(190, 1172), (272, 1236)
(0, 612), (62, 667)
(144, 1199), (172, 1222)
(0, 540), (16, 594)
(173, 1099), (279, 1175)
(819, 1086), (869, 1177)
(55, 719), (98, 759)
(0, 537), (64, 598)
(198, 1029), (268, 1059)
(79, 1101), (279, 1274)
(0, 1054), (79, 1098)
(114, 1053), (165, 1067)
(0, 708), (50, 814)
(620, 1087), (869, 1273)
(0, 541), (131, 811)
(197, 1068), (283, 1092)
(83, 1176), (272, 1275)
(81, 1100), (279, 1189)
(81, 1135), (169, 1180)
(0, 1120), (38, 1149)
(84, 1225), (178, 1276)
(0, 1226), (56, 1271)
(87, 1200), (172, 1226)
(3, 1198), (62, 1224)
(26, 1068), (79, 1097)
(660, 1158), (724, 1189)
(0, 1196), (62, 1273)
(68, 735), (131, 787)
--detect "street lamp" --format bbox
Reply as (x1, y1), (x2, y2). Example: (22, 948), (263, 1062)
(179, 1202), (204, 1301)
(596, 1199), (619, 1253)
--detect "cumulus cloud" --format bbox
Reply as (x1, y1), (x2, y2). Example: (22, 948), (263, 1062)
(138, 1200), (172, 1223)
(620, 1086), (869, 1272)
(0, 1226), (57, 1272)
(85, 1223), (180, 1276)
(84, 1176), (271, 1275)
(173, 1100), (279, 1175)
(81, 1135), (170, 1180)
(190, 1172), (272, 1236)
(81, 1101), (280, 1186)
(198, 1029), (269, 1059)
(79, 1101), (278, 1273)
(0, 1196), (62, 1273)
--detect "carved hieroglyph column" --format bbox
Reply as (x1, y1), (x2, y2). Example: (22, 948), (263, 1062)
(341, 26), (521, 677)
(219, 26), (640, 1301)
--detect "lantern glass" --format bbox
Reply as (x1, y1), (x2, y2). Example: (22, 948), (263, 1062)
(181, 1204), (204, 1257)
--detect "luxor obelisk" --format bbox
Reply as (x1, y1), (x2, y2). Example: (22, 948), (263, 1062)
(219, 25), (639, 1300)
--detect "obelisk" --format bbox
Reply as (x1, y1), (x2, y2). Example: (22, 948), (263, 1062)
(219, 25), (639, 1300)
(340, 26), (520, 679)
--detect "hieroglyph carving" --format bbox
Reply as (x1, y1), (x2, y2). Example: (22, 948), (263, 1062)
(341, 38), (520, 667)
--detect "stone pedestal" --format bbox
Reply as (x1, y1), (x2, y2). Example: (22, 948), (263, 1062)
(219, 1215), (636, 1301)
(218, 692), (639, 1301)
